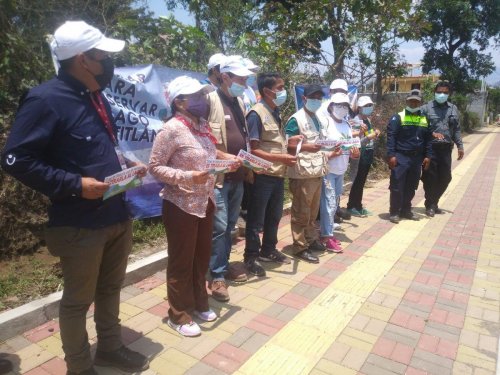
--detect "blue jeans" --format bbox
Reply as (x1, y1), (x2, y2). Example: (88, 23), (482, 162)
(210, 180), (244, 280)
(320, 172), (344, 237)
(244, 174), (284, 261)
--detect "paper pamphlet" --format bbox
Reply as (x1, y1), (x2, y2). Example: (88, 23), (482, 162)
(237, 149), (273, 172)
(315, 138), (361, 152)
(205, 159), (239, 174)
(103, 166), (143, 200)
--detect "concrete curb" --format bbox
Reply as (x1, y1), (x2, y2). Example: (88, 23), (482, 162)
(0, 250), (168, 341)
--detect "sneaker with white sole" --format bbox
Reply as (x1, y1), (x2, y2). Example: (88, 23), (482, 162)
(322, 238), (343, 253)
(194, 309), (217, 322)
(167, 319), (201, 337)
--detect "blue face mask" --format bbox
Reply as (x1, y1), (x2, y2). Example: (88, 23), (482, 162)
(272, 89), (287, 107)
(361, 106), (373, 116)
(228, 82), (246, 97)
(247, 75), (256, 87)
(305, 98), (322, 113)
(406, 106), (420, 113)
(435, 93), (449, 104)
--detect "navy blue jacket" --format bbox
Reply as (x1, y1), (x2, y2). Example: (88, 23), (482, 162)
(1, 71), (129, 228)
(386, 109), (433, 159)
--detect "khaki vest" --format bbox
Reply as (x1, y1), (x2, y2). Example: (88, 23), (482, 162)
(287, 109), (328, 179)
(207, 90), (248, 187)
(250, 102), (287, 177)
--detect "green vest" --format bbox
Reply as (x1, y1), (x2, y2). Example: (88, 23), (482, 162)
(398, 110), (428, 127)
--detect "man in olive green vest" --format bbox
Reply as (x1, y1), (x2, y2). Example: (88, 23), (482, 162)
(244, 73), (299, 277)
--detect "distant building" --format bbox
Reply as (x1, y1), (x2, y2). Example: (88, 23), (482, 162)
(380, 74), (440, 93)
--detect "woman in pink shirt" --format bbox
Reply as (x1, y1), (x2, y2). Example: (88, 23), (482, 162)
(149, 76), (233, 337)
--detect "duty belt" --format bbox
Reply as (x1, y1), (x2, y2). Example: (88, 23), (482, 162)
(396, 149), (421, 156)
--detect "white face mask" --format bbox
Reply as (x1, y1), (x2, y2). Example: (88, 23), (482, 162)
(332, 104), (349, 120)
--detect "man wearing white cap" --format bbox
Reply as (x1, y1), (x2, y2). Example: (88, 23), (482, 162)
(1, 21), (148, 374)
(206, 52), (226, 88)
(206, 56), (253, 302)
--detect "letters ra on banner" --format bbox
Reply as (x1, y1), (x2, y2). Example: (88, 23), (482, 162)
(102, 70), (167, 145)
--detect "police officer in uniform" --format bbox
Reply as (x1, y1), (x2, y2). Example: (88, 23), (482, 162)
(421, 81), (464, 217)
(387, 89), (432, 223)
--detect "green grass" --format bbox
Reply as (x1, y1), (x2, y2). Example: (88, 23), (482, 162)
(0, 258), (62, 311)
(131, 217), (166, 252)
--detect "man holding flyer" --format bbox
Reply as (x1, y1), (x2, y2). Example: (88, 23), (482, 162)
(1, 21), (148, 374)
(207, 56), (251, 302)
(244, 72), (299, 277)
(285, 84), (329, 264)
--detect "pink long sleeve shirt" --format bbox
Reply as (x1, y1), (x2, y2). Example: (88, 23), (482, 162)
(149, 114), (216, 218)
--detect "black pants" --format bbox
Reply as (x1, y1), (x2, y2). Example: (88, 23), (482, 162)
(389, 152), (423, 215)
(421, 144), (452, 209)
(347, 151), (373, 210)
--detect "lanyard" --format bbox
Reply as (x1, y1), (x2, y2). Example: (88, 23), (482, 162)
(175, 115), (217, 145)
(90, 92), (117, 145)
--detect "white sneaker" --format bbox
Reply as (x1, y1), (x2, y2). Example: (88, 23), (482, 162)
(333, 223), (341, 230)
(167, 319), (201, 337)
(194, 309), (217, 322)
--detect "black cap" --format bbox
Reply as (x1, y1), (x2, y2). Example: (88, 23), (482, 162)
(303, 84), (324, 97)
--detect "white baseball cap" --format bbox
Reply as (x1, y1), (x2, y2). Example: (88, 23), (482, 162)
(220, 56), (254, 77)
(207, 53), (226, 70)
(357, 96), (374, 107)
(329, 79), (348, 92)
(165, 76), (214, 106)
(330, 92), (350, 104)
(51, 21), (125, 60)
(242, 57), (259, 71)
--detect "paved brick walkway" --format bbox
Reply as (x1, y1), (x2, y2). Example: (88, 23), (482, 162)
(1, 128), (499, 375)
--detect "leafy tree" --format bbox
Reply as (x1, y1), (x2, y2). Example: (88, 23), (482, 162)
(487, 87), (500, 116)
(419, 0), (500, 93)
(165, 0), (261, 54)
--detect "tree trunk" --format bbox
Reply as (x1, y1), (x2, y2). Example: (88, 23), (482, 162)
(374, 38), (383, 104)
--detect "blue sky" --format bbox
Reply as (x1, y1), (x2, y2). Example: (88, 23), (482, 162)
(145, 0), (500, 85)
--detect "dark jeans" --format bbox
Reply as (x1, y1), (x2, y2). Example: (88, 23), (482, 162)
(422, 143), (452, 209)
(389, 152), (423, 215)
(347, 150), (374, 210)
(244, 174), (284, 261)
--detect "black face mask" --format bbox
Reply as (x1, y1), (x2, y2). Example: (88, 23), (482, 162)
(94, 57), (115, 90)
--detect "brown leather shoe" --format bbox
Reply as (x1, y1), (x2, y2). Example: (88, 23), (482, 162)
(225, 262), (248, 283)
(210, 280), (230, 302)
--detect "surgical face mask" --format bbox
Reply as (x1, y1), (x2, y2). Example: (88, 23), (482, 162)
(360, 106), (373, 116)
(406, 106), (420, 113)
(187, 95), (210, 119)
(435, 93), (449, 104)
(228, 81), (246, 97)
(94, 57), (115, 90)
(272, 89), (287, 107)
(332, 104), (349, 119)
(247, 75), (256, 87)
(304, 98), (322, 113)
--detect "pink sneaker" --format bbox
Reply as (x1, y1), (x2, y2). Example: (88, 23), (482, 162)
(323, 238), (343, 253)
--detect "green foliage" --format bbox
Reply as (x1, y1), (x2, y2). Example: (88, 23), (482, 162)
(419, 0), (500, 93)
(462, 111), (481, 132)
(132, 217), (166, 247)
(115, 14), (217, 71)
(487, 88), (500, 116)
